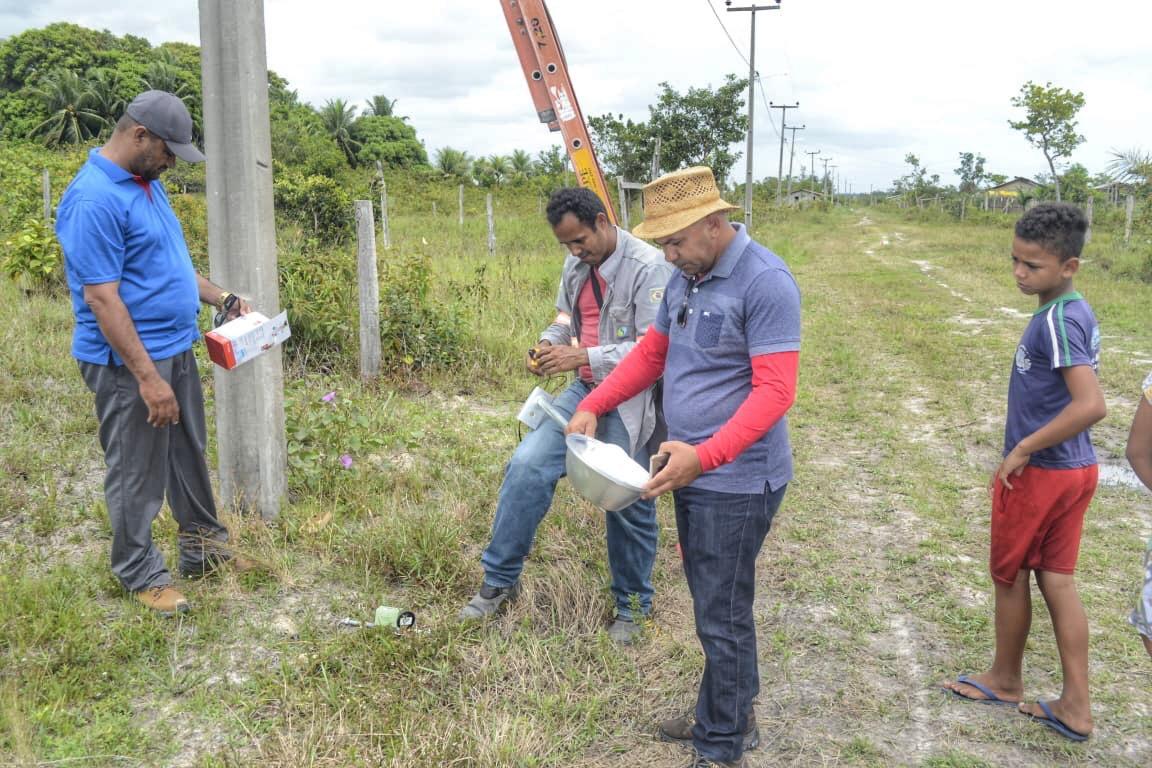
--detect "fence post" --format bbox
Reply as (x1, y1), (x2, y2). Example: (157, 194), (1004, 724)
(354, 200), (381, 381)
(1125, 194), (1135, 245)
(42, 169), (51, 223)
(374, 161), (391, 249)
(486, 193), (496, 255)
(1085, 197), (1094, 244)
(617, 176), (629, 230)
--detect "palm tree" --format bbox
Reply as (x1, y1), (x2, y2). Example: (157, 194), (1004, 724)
(319, 98), (362, 166)
(87, 68), (125, 135)
(434, 146), (472, 179)
(364, 94), (405, 120)
(141, 56), (193, 100)
(486, 154), (511, 185)
(508, 149), (534, 182)
(1108, 148), (1152, 186)
(28, 70), (108, 146)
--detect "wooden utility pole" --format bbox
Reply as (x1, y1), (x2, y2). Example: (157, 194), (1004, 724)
(354, 201), (381, 381)
(784, 124), (804, 197)
(769, 102), (799, 205)
(726, 2), (781, 226)
(199, 0), (286, 519)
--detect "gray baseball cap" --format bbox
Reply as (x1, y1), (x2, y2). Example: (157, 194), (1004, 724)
(125, 90), (205, 163)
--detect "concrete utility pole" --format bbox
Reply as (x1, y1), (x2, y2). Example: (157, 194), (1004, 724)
(726, 2), (781, 227)
(769, 102), (799, 205)
(820, 156), (831, 198)
(805, 149), (820, 190)
(829, 164), (838, 204)
(784, 124), (804, 197)
(199, 0), (287, 519)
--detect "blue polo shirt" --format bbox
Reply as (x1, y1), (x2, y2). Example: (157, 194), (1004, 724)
(654, 224), (801, 493)
(1004, 291), (1100, 468)
(56, 149), (201, 365)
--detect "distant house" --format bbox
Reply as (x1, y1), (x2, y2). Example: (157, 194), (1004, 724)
(1093, 180), (1137, 204)
(785, 189), (824, 206)
(984, 177), (1041, 197)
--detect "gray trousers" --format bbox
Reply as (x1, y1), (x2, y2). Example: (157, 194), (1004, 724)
(80, 349), (229, 592)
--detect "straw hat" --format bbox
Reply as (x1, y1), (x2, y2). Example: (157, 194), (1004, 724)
(631, 166), (740, 239)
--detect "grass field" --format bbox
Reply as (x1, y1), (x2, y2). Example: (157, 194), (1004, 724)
(1, 204), (1150, 767)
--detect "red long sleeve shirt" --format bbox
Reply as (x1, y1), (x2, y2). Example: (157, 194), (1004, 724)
(578, 328), (799, 472)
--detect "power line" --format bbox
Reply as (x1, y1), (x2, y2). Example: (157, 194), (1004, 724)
(705, 0), (749, 69)
(755, 75), (781, 139)
(704, 1), (780, 138)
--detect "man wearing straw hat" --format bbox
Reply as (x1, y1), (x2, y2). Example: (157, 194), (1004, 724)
(569, 166), (800, 767)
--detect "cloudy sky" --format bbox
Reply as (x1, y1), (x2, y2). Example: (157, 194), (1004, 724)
(2, 0), (1149, 192)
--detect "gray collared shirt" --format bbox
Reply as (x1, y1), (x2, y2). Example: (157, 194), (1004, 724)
(541, 226), (673, 454)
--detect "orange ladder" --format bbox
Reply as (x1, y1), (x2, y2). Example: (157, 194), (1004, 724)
(498, 0), (618, 224)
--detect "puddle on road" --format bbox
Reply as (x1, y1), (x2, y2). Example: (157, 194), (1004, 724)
(1098, 463), (1148, 491)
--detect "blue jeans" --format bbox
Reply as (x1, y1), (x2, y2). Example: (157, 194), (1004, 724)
(480, 379), (658, 619)
(675, 482), (787, 762)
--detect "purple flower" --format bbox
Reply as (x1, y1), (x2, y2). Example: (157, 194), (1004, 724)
(340, 454), (353, 469)
(322, 391), (336, 403)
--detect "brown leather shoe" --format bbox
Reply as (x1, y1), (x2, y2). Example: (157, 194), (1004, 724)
(135, 585), (190, 617)
(659, 704), (759, 750)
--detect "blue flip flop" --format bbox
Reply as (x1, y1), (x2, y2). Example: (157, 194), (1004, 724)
(1025, 700), (1090, 742)
(944, 674), (1020, 706)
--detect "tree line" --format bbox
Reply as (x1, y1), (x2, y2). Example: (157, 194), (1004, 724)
(889, 81), (1150, 206)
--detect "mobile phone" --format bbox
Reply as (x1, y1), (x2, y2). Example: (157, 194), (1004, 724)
(649, 452), (670, 477)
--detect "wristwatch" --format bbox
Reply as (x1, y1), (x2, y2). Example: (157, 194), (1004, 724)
(216, 291), (233, 311)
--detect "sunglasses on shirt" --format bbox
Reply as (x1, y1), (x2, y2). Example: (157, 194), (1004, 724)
(676, 276), (696, 327)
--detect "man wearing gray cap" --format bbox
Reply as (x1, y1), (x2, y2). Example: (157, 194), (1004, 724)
(56, 90), (255, 617)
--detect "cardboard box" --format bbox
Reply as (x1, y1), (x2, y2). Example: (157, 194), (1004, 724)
(205, 310), (291, 369)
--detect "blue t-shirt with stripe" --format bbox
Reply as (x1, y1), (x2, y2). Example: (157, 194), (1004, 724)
(1004, 291), (1100, 468)
(56, 149), (201, 365)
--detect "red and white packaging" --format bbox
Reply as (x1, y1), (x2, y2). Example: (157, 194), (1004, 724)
(205, 310), (291, 369)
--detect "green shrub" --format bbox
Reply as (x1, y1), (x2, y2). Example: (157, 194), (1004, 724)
(378, 249), (464, 371)
(278, 240), (357, 369)
(273, 170), (352, 245)
(2, 217), (64, 289)
(167, 193), (208, 271)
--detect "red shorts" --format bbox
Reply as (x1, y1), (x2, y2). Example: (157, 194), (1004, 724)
(989, 464), (1098, 586)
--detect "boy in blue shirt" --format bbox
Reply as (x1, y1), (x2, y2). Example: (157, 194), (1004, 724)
(943, 203), (1106, 742)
